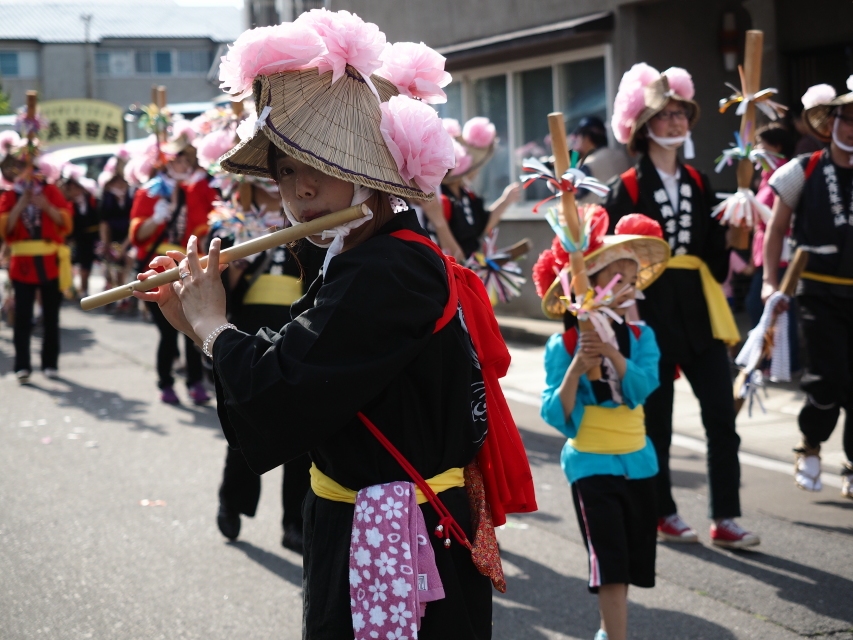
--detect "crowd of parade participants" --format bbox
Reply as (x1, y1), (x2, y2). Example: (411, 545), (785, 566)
(1, 9), (852, 640)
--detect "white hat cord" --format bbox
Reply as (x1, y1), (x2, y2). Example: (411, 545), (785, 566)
(647, 130), (695, 159)
(280, 183), (375, 274)
(832, 116), (853, 166)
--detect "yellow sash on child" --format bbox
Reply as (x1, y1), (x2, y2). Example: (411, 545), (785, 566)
(569, 405), (646, 455)
(309, 463), (464, 505)
(10, 240), (73, 292)
(667, 255), (740, 346)
(243, 274), (302, 306)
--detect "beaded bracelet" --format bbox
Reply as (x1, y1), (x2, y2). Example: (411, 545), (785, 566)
(202, 323), (236, 358)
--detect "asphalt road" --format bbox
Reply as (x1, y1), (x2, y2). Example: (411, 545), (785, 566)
(1, 301), (851, 640)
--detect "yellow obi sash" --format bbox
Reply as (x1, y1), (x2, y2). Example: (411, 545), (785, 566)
(310, 463), (465, 506)
(570, 405), (646, 455)
(243, 274), (302, 306)
(801, 271), (853, 286)
(156, 243), (186, 256)
(10, 240), (72, 292)
(668, 255), (740, 345)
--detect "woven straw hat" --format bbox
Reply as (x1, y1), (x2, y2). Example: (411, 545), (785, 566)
(627, 75), (700, 153)
(804, 90), (853, 142)
(541, 235), (670, 319)
(221, 67), (435, 200)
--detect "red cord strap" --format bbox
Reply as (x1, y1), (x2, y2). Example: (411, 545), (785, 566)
(356, 411), (471, 550)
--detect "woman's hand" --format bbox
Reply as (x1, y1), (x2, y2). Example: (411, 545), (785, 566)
(174, 235), (229, 346)
(132, 254), (200, 343)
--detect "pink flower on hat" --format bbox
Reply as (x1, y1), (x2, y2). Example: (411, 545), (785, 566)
(34, 154), (62, 183)
(219, 22), (327, 100)
(170, 119), (197, 143)
(462, 117), (496, 148)
(379, 95), (455, 194)
(195, 125), (237, 168)
(450, 140), (473, 176)
(375, 42), (451, 104)
(442, 118), (461, 138)
(0, 130), (22, 156)
(296, 9), (385, 83)
(801, 83), (837, 109)
(611, 63), (660, 144)
(662, 67), (695, 100)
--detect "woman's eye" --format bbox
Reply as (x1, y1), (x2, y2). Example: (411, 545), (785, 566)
(278, 166), (293, 178)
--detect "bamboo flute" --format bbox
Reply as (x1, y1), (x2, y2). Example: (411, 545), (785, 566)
(547, 112), (601, 381)
(80, 204), (369, 311)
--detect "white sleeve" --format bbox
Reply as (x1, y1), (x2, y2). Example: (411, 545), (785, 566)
(768, 160), (806, 210)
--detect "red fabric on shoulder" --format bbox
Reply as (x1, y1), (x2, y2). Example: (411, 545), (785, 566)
(440, 194), (452, 222)
(562, 328), (578, 355)
(628, 324), (641, 340)
(390, 229), (538, 526)
(804, 150), (823, 180)
(620, 167), (639, 205)
(683, 164), (705, 193)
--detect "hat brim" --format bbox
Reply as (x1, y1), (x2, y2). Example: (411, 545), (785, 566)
(220, 67), (433, 201)
(541, 235), (671, 320)
(804, 93), (853, 141)
(442, 139), (496, 184)
(628, 96), (700, 154)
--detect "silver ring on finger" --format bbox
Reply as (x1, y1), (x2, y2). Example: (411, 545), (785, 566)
(179, 271), (191, 280)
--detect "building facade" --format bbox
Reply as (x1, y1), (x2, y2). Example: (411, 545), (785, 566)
(0, 1), (244, 111)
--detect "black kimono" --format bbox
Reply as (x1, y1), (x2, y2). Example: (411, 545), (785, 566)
(212, 211), (492, 639)
(440, 184), (489, 259)
(217, 240), (326, 535)
(605, 155), (742, 521)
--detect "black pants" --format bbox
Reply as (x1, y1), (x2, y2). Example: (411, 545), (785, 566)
(219, 448), (311, 529)
(798, 295), (853, 462)
(644, 340), (741, 519)
(146, 301), (202, 389)
(13, 279), (61, 373)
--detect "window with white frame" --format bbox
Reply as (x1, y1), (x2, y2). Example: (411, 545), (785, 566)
(95, 49), (212, 77)
(439, 46), (610, 206)
(0, 51), (38, 78)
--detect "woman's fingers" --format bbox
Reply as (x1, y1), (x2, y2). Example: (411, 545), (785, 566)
(186, 235), (202, 275)
(207, 237), (221, 276)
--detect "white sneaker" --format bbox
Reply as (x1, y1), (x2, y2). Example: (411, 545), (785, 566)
(43, 368), (59, 380)
(594, 630), (608, 640)
(794, 450), (822, 492)
(842, 464), (853, 500)
(16, 370), (31, 384)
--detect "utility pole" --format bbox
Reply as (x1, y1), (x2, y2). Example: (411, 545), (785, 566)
(81, 14), (93, 99)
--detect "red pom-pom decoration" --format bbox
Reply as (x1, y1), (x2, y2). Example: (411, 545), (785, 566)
(532, 249), (558, 299)
(550, 236), (569, 270)
(580, 204), (610, 254)
(614, 213), (663, 238)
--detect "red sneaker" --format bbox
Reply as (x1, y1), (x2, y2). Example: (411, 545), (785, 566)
(710, 519), (760, 549)
(657, 514), (699, 543)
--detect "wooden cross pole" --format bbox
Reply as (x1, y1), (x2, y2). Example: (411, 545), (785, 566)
(548, 112), (601, 381)
(730, 29), (764, 250)
(23, 90), (38, 178)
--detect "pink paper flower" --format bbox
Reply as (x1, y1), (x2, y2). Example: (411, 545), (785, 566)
(375, 42), (450, 104)
(662, 67), (695, 100)
(236, 111), (258, 141)
(442, 118), (461, 138)
(801, 83), (836, 109)
(611, 63), (661, 144)
(170, 119), (197, 143)
(0, 130), (22, 156)
(34, 154), (62, 183)
(379, 95), (455, 194)
(195, 125), (237, 168)
(61, 162), (86, 182)
(296, 9), (385, 83)
(462, 117), (496, 148)
(219, 22), (327, 100)
(450, 140), (472, 176)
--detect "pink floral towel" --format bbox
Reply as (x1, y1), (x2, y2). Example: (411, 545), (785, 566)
(349, 482), (445, 639)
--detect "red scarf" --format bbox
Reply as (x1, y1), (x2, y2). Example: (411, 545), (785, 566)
(391, 230), (537, 526)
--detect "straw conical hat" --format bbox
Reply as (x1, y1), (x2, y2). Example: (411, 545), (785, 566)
(803, 78), (853, 141)
(220, 67), (431, 200)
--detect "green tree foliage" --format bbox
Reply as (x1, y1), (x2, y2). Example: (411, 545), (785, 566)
(0, 80), (12, 115)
